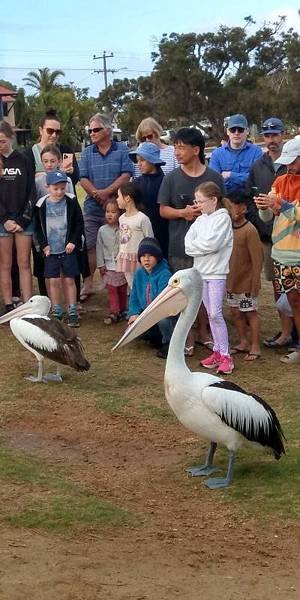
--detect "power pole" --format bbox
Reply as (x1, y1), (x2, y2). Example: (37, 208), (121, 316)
(93, 51), (114, 89)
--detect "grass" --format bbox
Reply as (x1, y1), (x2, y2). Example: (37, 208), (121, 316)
(0, 446), (132, 532)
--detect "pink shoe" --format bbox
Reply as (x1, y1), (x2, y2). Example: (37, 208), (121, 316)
(200, 351), (221, 369)
(217, 355), (234, 375)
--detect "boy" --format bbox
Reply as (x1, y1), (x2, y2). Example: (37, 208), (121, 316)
(34, 170), (83, 327)
(35, 144), (74, 198)
(128, 237), (174, 358)
(226, 193), (264, 360)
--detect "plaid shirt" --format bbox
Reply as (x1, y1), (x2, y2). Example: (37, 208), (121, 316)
(79, 140), (133, 216)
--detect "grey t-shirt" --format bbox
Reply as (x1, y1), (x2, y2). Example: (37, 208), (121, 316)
(158, 166), (225, 258)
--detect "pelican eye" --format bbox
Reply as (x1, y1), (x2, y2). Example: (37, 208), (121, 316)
(172, 277), (180, 287)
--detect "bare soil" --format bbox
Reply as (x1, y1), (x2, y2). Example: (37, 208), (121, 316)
(0, 282), (299, 600)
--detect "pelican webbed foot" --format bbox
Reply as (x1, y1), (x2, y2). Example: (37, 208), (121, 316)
(43, 373), (63, 383)
(25, 375), (46, 384)
(186, 442), (219, 477)
(204, 451), (235, 489)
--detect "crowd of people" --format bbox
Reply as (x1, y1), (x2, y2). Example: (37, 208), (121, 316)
(0, 109), (299, 369)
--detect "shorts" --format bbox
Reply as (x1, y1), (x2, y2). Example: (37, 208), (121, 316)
(44, 252), (79, 278)
(168, 256), (193, 274)
(227, 292), (258, 312)
(273, 262), (300, 294)
(83, 213), (105, 250)
(0, 221), (34, 237)
(262, 242), (274, 282)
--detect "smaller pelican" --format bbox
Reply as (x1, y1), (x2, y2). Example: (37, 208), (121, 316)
(0, 296), (90, 383)
(113, 269), (285, 489)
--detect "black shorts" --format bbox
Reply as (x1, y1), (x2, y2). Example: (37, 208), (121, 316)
(44, 252), (79, 278)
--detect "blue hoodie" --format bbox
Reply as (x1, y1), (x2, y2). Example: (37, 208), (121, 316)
(129, 259), (172, 316)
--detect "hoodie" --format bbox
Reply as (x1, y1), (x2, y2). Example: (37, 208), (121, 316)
(0, 149), (36, 228)
(128, 258), (172, 316)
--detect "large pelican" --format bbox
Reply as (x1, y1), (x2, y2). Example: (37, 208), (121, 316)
(0, 296), (90, 383)
(113, 269), (285, 488)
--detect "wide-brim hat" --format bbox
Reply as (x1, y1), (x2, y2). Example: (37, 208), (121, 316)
(129, 142), (166, 166)
(275, 138), (300, 165)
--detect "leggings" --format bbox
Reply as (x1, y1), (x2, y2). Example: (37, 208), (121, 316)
(202, 279), (229, 356)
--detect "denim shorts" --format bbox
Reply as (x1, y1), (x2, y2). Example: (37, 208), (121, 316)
(44, 252), (79, 278)
(0, 221), (34, 237)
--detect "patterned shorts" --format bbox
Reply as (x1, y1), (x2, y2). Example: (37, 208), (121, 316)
(273, 262), (300, 294)
(227, 292), (258, 312)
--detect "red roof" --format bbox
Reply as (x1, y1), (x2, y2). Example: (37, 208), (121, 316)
(0, 85), (17, 102)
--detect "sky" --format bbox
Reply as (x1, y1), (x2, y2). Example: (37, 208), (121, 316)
(1, 0), (299, 97)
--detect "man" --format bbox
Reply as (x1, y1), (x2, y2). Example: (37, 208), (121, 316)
(209, 114), (263, 194)
(79, 113), (133, 299)
(246, 118), (290, 347)
(255, 137), (300, 364)
(158, 127), (224, 351)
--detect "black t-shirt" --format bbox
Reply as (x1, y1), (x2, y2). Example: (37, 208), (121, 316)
(158, 166), (225, 258)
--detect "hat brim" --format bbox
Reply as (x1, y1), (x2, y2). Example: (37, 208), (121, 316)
(275, 154), (298, 165)
(129, 150), (166, 166)
(259, 129), (283, 135)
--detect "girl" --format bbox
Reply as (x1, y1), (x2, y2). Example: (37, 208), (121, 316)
(116, 182), (153, 288)
(185, 182), (234, 374)
(0, 121), (35, 312)
(96, 199), (127, 324)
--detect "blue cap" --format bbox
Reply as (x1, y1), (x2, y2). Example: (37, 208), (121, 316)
(227, 114), (248, 129)
(129, 142), (166, 166)
(260, 117), (284, 135)
(46, 170), (68, 185)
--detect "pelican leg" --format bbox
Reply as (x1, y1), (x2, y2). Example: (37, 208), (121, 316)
(204, 451), (236, 489)
(43, 365), (63, 383)
(25, 358), (45, 383)
(186, 442), (220, 477)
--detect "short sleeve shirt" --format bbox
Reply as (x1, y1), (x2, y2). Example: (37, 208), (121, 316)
(158, 166), (225, 258)
(46, 198), (67, 254)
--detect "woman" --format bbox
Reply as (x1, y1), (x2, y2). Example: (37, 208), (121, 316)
(0, 121), (35, 312)
(135, 117), (178, 176)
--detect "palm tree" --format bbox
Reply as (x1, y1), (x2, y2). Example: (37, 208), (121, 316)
(23, 68), (65, 94)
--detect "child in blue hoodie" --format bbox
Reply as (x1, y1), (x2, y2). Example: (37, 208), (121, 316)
(128, 237), (174, 358)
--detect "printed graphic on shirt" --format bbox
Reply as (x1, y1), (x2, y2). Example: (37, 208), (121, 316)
(2, 167), (22, 180)
(46, 199), (67, 254)
(119, 223), (132, 244)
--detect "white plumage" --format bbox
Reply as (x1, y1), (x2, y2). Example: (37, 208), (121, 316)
(0, 296), (90, 382)
(114, 268), (285, 488)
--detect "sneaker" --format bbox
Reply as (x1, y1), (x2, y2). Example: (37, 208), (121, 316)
(118, 310), (128, 321)
(156, 343), (169, 359)
(103, 313), (119, 325)
(200, 351), (221, 369)
(0, 303), (17, 317)
(280, 351), (300, 364)
(52, 310), (63, 321)
(217, 355), (234, 375)
(68, 313), (80, 328)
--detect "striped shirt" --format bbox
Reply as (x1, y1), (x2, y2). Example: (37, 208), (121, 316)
(133, 145), (178, 178)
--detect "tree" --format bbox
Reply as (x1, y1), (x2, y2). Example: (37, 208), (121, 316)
(23, 68), (65, 94)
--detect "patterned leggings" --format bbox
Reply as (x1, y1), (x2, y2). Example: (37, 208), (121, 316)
(203, 279), (229, 356)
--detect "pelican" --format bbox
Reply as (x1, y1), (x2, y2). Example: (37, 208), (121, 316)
(113, 269), (285, 488)
(0, 296), (90, 383)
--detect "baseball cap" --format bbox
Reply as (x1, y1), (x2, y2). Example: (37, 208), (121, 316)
(46, 170), (68, 185)
(275, 138), (300, 165)
(260, 117), (284, 135)
(227, 114), (248, 129)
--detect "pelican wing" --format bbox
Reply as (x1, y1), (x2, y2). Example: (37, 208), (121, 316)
(202, 381), (285, 458)
(21, 318), (90, 371)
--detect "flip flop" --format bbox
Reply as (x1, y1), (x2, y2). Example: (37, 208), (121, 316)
(230, 347), (249, 355)
(244, 352), (261, 361)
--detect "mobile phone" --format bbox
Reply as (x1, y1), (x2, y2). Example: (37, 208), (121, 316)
(179, 194), (194, 207)
(62, 153), (73, 170)
(251, 186), (259, 196)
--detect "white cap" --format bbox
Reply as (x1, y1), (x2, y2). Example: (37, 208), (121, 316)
(276, 138), (300, 165)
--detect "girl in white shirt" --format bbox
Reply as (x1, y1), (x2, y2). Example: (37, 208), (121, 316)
(185, 182), (233, 374)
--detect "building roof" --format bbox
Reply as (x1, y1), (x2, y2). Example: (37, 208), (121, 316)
(0, 85), (18, 102)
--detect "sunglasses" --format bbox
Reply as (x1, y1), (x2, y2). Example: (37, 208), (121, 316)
(262, 124), (281, 131)
(228, 127), (245, 133)
(88, 127), (105, 134)
(45, 127), (62, 136)
(140, 133), (154, 142)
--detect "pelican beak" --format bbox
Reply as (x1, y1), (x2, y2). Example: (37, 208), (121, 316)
(112, 285), (187, 351)
(0, 299), (35, 324)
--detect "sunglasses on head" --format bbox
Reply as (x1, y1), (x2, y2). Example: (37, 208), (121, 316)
(262, 124), (281, 131)
(141, 133), (154, 142)
(228, 127), (245, 133)
(45, 127), (62, 136)
(88, 127), (105, 134)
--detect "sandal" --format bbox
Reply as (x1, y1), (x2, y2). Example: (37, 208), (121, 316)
(280, 351), (300, 364)
(79, 290), (94, 302)
(244, 352), (261, 361)
(184, 346), (194, 357)
(230, 346), (249, 355)
(103, 313), (119, 325)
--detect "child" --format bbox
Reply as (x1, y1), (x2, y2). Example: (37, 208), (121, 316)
(129, 142), (169, 258)
(116, 182), (154, 289)
(185, 182), (234, 374)
(34, 170), (83, 327)
(226, 193), (264, 360)
(36, 144), (74, 197)
(128, 237), (174, 358)
(96, 199), (127, 324)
